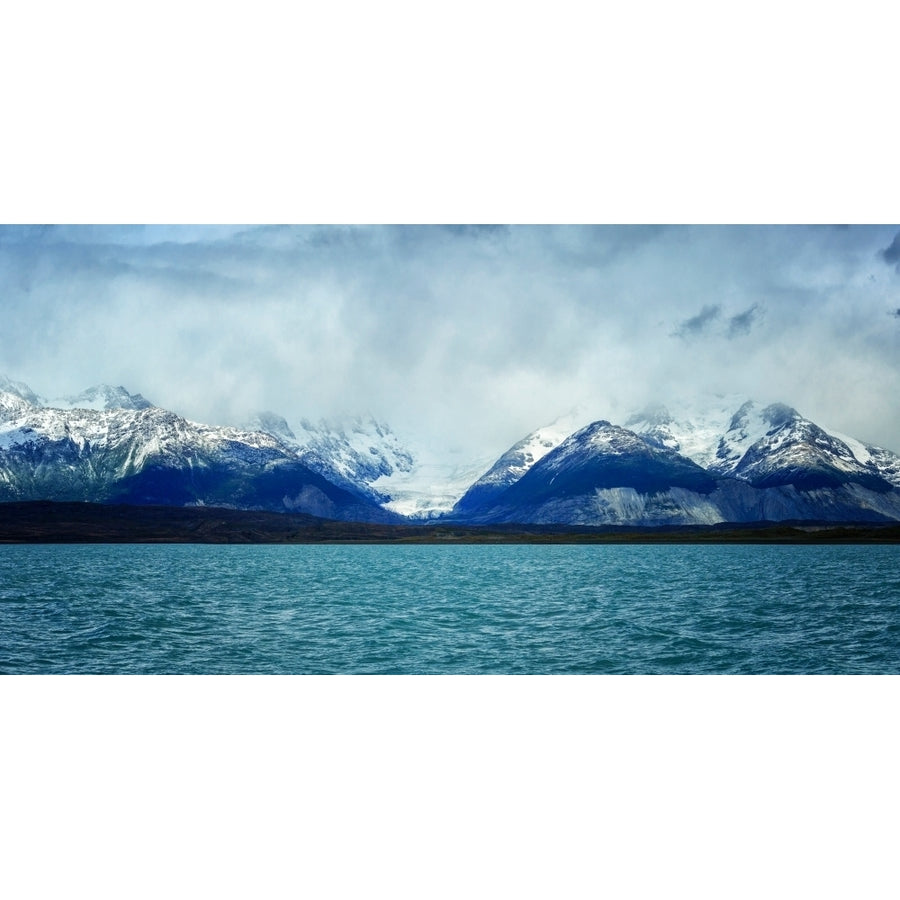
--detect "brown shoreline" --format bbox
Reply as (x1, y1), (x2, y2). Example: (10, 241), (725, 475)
(1, 501), (899, 544)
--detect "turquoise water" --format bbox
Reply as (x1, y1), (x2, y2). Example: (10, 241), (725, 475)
(1, 543), (898, 673)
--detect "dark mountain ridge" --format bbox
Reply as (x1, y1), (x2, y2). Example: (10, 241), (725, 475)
(450, 407), (900, 527)
(0, 380), (399, 522)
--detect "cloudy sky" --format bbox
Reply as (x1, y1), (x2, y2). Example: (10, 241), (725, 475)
(2, 224), (899, 459)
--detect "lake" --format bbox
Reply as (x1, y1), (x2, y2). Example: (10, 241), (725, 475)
(1, 543), (898, 673)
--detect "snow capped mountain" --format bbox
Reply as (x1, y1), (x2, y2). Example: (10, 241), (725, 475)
(3, 373), (900, 527)
(450, 399), (900, 526)
(245, 411), (297, 445)
(294, 415), (415, 496)
(628, 397), (900, 490)
(0, 377), (153, 414)
(624, 395), (745, 470)
(823, 430), (900, 488)
(245, 412), (418, 506)
(453, 420), (722, 526)
(0, 388), (34, 422)
(0, 375), (42, 406)
(715, 403), (893, 491)
(452, 410), (592, 516)
(0, 378), (397, 521)
(248, 410), (489, 519)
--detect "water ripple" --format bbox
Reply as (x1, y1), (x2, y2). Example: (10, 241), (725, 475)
(0, 544), (898, 673)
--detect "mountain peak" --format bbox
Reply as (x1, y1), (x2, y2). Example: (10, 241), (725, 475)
(52, 384), (153, 412)
(625, 403), (672, 428)
(0, 375), (41, 406)
(760, 402), (799, 430)
(245, 411), (297, 443)
(727, 399), (757, 432)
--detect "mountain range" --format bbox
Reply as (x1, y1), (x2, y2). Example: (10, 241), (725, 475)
(2, 375), (900, 527)
(451, 399), (900, 525)
(0, 376), (399, 523)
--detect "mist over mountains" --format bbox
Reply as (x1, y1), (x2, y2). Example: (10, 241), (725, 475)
(2, 374), (899, 527)
(5, 225), (900, 467)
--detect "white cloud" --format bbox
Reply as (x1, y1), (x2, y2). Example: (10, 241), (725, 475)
(1, 225), (899, 458)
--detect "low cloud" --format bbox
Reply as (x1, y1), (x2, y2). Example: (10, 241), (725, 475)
(2, 225), (900, 458)
(675, 305), (721, 338)
(673, 302), (761, 341)
(727, 304), (760, 338)
(880, 231), (900, 270)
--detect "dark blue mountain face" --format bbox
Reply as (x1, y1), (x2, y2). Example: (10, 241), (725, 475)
(447, 419), (900, 527)
(0, 435), (400, 521)
(450, 422), (721, 524)
(0, 388), (401, 523)
(452, 482), (509, 516)
(504, 424), (718, 505)
(524, 422), (716, 499)
(108, 459), (397, 521)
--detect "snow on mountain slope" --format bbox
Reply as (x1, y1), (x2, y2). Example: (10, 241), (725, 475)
(0, 375), (42, 406)
(1, 393), (280, 462)
(819, 429), (900, 488)
(451, 410), (592, 515)
(49, 384), (153, 411)
(506, 419), (716, 499)
(0, 381), (397, 520)
(454, 419), (721, 526)
(245, 411), (297, 444)
(293, 415), (414, 491)
(625, 394), (756, 469)
(5, 371), (899, 525)
(248, 410), (493, 518)
(451, 415), (900, 527)
(292, 418), (496, 519)
(0, 390), (34, 423)
(627, 396), (900, 490)
(449, 400), (900, 525)
(457, 400), (751, 519)
(716, 403), (889, 490)
(246, 412), (417, 505)
(1, 376), (154, 415)
(373, 450), (497, 519)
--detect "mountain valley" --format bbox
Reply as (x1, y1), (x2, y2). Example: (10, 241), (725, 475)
(2, 375), (900, 529)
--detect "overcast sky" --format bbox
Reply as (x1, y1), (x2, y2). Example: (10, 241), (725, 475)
(2, 224), (899, 458)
